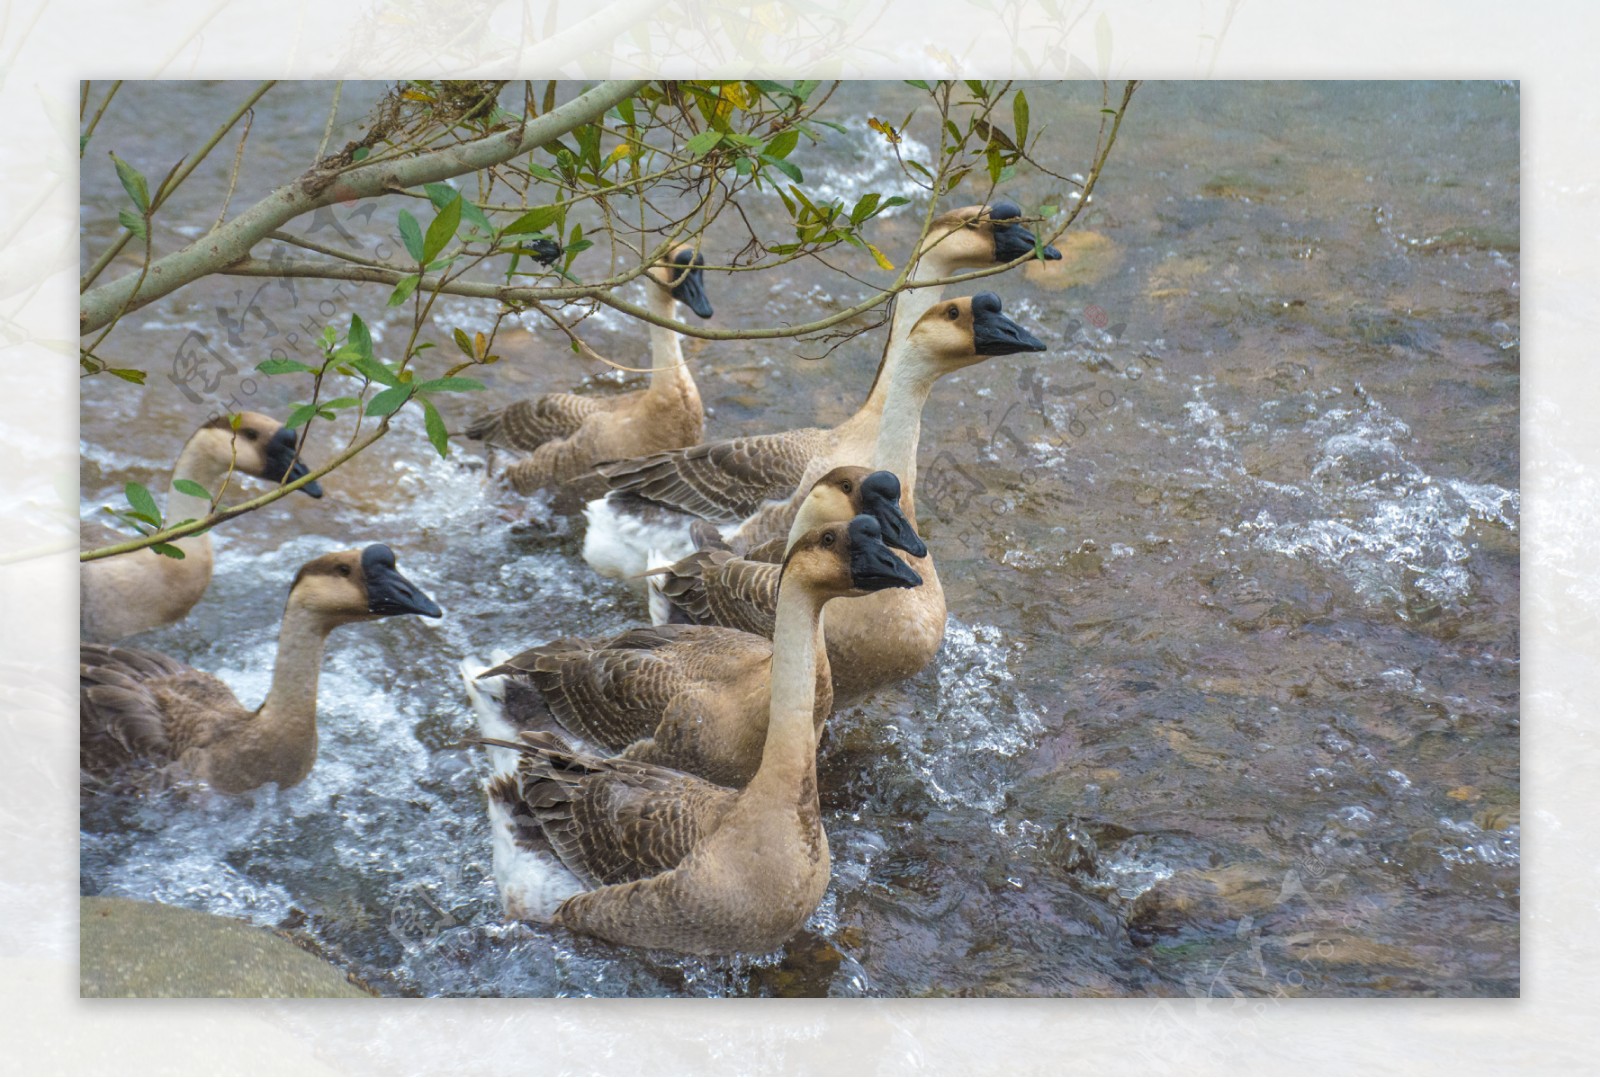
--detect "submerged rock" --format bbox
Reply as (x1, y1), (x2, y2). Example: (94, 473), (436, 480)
(80, 896), (373, 998)
(1125, 863), (1287, 945)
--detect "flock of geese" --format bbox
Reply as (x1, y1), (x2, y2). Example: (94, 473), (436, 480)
(79, 198), (1061, 959)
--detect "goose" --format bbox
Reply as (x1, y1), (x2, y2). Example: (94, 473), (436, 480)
(464, 244), (713, 496)
(80, 544), (441, 794)
(463, 499), (922, 789)
(645, 466), (925, 635)
(475, 515), (922, 953)
(80, 412), (324, 643)
(645, 292), (1046, 707)
(582, 200), (1058, 582)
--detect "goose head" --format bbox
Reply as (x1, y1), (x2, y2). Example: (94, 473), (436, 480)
(782, 515), (924, 600)
(199, 413), (324, 497)
(790, 466), (927, 558)
(287, 544), (442, 626)
(906, 291), (1049, 374)
(918, 200), (1062, 271)
(647, 244), (714, 319)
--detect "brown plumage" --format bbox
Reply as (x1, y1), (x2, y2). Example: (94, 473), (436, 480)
(479, 516), (923, 955)
(466, 245), (712, 495)
(80, 545), (440, 794)
(81, 412), (324, 643)
(479, 622), (830, 789)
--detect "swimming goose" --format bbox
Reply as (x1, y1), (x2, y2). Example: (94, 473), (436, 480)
(463, 500), (919, 788)
(81, 412), (324, 643)
(465, 245), (713, 496)
(646, 466), (925, 635)
(80, 544), (441, 794)
(582, 200), (1057, 581)
(645, 293), (1047, 707)
(477, 515), (922, 953)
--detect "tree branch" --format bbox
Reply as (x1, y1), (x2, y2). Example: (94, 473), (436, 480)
(79, 78), (648, 335)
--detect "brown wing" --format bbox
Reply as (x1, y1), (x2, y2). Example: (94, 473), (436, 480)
(657, 550), (779, 638)
(596, 427), (831, 522)
(79, 644), (238, 773)
(723, 495), (804, 556)
(466, 393), (608, 452)
(505, 731), (738, 887)
(482, 625), (765, 752)
(740, 534), (790, 564)
(503, 421), (613, 494)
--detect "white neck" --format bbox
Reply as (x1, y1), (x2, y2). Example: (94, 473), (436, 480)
(168, 435), (231, 546)
(859, 241), (958, 418)
(872, 344), (942, 509)
(749, 575), (826, 794)
(645, 281), (688, 393)
(258, 603), (333, 737)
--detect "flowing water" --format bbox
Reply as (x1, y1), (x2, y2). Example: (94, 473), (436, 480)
(78, 80), (1519, 997)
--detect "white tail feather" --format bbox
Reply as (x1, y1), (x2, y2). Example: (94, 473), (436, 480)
(645, 547), (673, 626)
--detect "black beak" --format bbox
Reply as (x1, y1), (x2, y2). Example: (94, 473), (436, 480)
(361, 544), (443, 618)
(670, 254), (714, 319)
(971, 291), (1048, 356)
(265, 425), (323, 498)
(988, 200), (1061, 262)
(859, 471), (927, 558)
(846, 515), (923, 592)
(993, 220), (1060, 262)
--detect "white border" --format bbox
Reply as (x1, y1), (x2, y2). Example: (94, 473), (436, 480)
(6, 1), (1590, 1072)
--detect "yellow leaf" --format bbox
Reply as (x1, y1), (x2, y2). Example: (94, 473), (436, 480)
(721, 82), (752, 109)
(603, 143), (632, 170)
(866, 243), (895, 271)
(868, 117), (901, 145)
(474, 331), (487, 358)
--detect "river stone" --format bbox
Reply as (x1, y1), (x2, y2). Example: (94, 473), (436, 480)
(80, 897), (373, 998)
(1126, 863), (1287, 945)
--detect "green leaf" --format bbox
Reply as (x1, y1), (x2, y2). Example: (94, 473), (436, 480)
(851, 192), (881, 225)
(348, 314), (373, 361)
(415, 377), (485, 393)
(388, 274), (421, 307)
(172, 479), (211, 500)
(685, 130), (723, 156)
(421, 397), (449, 458)
(904, 79), (932, 91)
(150, 542), (185, 560)
(118, 208), (147, 240)
(423, 182), (458, 209)
(257, 358), (316, 375)
(284, 403), (319, 429)
(125, 482), (160, 524)
(458, 200), (494, 237)
(763, 129), (798, 160)
(366, 384), (413, 417)
(452, 328), (475, 358)
(320, 396), (361, 410)
(423, 195), (462, 263)
(352, 354), (400, 387)
(1013, 89), (1030, 149)
(110, 153), (150, 212)
(397, 211), (424, 262)
(762, 155), (802, 184)
(107, 367), (147, 384)
(502, 205), (559, 236)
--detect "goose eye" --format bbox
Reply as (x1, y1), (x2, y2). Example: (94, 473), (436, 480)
(242, 428), (260, 441)
(946, 305), (959, 320)
(338, 564), (352, 577)
(821, 532), (836, 547)
(840, 480), (852, 494)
